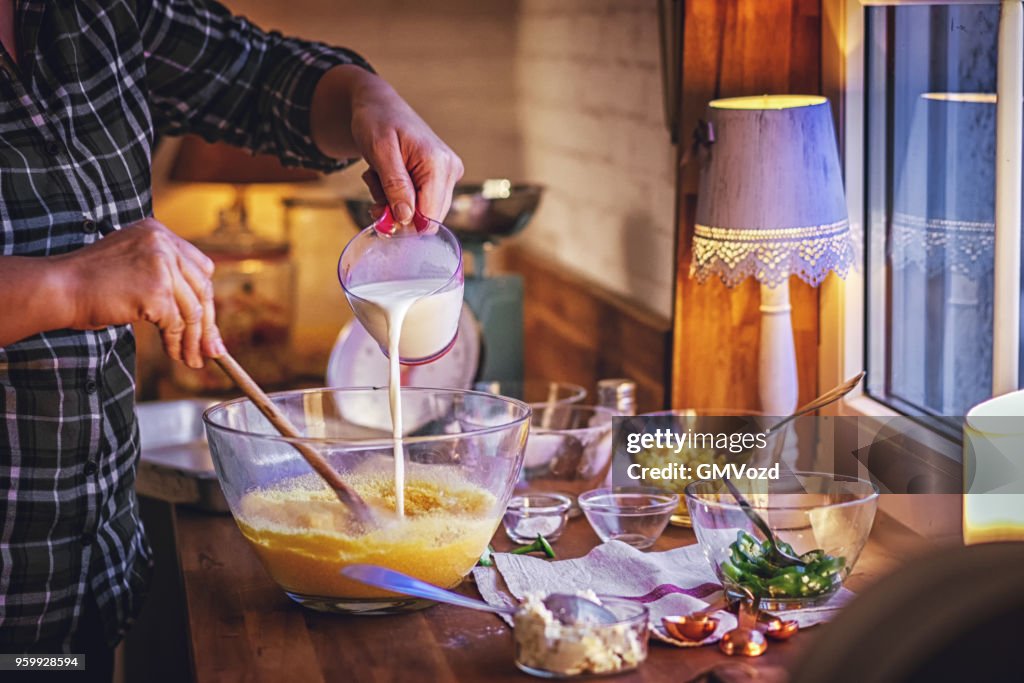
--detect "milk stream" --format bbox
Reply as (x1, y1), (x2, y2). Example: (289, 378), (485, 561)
(347, 278), (460, 516)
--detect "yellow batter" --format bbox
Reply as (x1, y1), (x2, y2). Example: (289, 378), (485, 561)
(236, 469), (499, 599)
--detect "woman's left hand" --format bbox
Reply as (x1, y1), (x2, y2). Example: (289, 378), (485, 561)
(312, 65), (464, 226)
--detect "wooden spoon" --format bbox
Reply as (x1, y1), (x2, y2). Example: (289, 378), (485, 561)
(214, 352), (377, 526)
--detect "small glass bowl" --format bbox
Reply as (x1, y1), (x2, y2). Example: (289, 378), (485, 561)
(514, 595), (649, 678)
(578, 487), (678, 550)
(519, 405), (616, 508)
(503, 493), (573, 543)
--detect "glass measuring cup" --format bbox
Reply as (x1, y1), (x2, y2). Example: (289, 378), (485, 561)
(338, 207), (464, 365)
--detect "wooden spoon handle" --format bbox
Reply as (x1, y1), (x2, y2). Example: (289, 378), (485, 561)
(213, 353), (375, 524)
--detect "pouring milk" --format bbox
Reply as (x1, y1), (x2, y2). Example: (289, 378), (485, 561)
(346, 278), (463, 516)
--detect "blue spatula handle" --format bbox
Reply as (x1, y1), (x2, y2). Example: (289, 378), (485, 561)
(341, 564), (513, 615)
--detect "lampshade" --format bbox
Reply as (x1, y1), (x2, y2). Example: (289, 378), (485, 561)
(890, 93), (996, 280)
(169, 135), (319, 184)
(691, 95), (853, 288)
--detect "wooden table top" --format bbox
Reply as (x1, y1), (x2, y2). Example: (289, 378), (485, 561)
(173, 507), (921, 683)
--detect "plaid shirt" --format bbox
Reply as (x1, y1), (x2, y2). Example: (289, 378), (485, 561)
(0, 0), (367, 651)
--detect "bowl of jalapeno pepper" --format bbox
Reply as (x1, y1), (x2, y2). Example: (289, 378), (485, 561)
(684, 472), (879, 610)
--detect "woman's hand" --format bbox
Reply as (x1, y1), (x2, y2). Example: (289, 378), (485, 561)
(58, 218), (224, 368)
(311, 65), (464, 224)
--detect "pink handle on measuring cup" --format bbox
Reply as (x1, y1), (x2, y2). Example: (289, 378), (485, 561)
(372, 205), (433, 235)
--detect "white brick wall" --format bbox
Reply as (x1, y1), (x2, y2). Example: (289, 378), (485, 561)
(223, 0), (523, 189)
(514, 0), (677, 318)
(164, 1), (676, 318)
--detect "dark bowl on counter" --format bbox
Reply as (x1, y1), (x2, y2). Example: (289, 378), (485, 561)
(344, 181), (543, 244)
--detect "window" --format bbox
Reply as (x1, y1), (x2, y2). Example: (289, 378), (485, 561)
(830, 0), (1023, 440)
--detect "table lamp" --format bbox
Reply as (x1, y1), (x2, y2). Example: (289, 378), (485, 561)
(691, 95), (854, 416)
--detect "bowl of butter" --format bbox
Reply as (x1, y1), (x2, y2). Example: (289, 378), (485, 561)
(514, 592), (649, 678)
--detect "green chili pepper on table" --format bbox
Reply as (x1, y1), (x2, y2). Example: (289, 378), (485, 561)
(476, 535), (557, 568)
(511, 534), (557, 559)
(477, 544), (496, 567)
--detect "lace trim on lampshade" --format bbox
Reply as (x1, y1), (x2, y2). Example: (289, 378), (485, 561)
(889, 212), (995, 279)
(690, 219), (854, 288)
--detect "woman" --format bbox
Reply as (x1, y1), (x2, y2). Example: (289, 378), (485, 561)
(0, 0), (462, 677)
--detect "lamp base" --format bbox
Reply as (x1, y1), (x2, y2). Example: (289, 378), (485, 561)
(759, 281), (800, 467)
(758, 280), (799, 416)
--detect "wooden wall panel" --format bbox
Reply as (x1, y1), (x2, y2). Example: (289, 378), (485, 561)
(504, 247), (671, 414)
(671, 0), (823, 410)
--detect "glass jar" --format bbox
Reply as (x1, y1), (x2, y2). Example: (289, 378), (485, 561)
(172, 217), (296, 392)
(597, 378), (637, 416)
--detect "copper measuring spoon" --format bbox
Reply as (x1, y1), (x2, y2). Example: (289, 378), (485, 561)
(662, 597), (727, 641)
(663, 596), (799, 643)
(719, 594), (767, 657)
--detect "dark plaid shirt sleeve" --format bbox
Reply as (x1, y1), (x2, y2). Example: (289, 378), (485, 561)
(0, 0), (371, 654)
(137, 0), (373, 170)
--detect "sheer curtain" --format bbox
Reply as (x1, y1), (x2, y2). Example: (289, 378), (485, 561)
(881, 4), (999, 416)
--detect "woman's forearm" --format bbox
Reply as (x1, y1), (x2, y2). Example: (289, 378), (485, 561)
(2, 219), (225, 365)
(310, 64), (378, 160)
(0, 255), (76, 347)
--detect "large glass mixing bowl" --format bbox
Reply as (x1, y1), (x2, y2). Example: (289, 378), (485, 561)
(203, 387), (531, 615)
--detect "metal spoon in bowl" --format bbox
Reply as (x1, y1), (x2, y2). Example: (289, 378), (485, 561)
(724, 372), (867, 568)
(763, 371), (865, 438)
(341, 564), (617, 625)
(722, 478), (806, 568)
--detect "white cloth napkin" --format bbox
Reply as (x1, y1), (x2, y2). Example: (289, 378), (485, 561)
(472, 540), (854, 647)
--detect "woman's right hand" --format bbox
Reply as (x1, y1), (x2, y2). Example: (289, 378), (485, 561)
(58, 218), (225, 368)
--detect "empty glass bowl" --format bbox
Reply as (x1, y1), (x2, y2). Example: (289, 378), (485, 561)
(503, 493), (573, 543)
(203, 387), (530, 614)
(685, 472), (879, 610)
(474, 380), (587, 410)
(519, 405), (615, 499)
(578, 487), (678, 550)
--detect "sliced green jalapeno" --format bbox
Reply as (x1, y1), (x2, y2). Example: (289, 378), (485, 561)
(719, 533), (846, 600)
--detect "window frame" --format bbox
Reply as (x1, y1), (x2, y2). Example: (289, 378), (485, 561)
(819, 0), (1023, 459)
